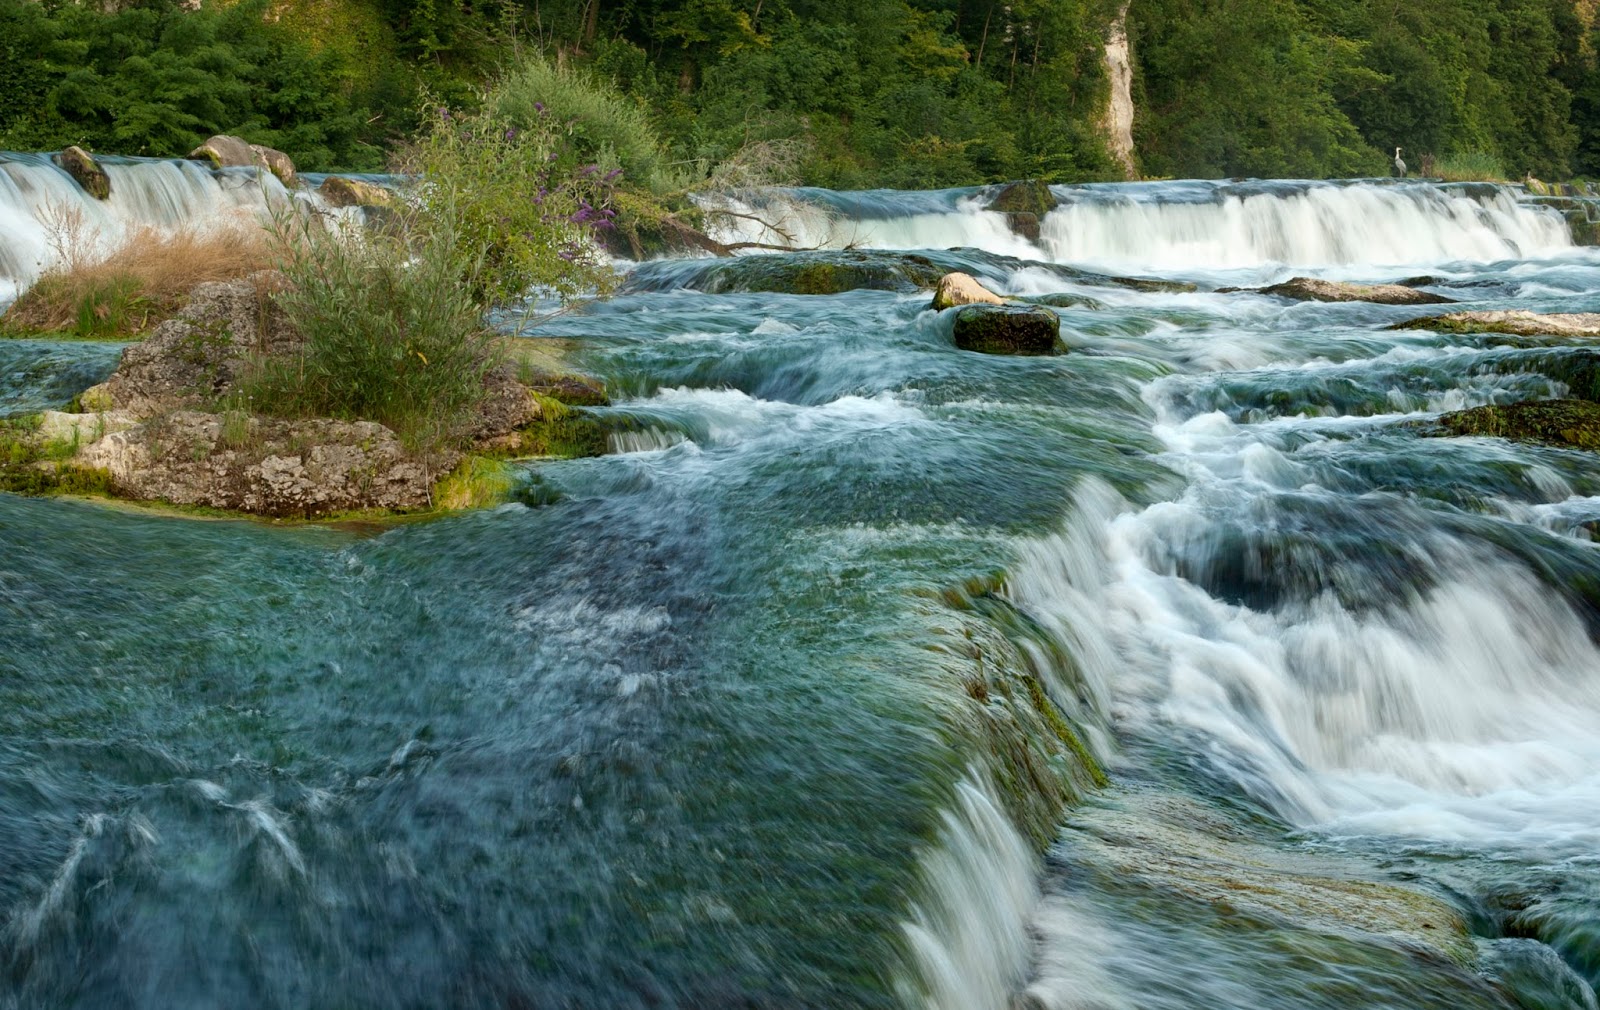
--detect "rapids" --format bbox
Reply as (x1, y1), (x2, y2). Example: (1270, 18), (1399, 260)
(3, 159), (1600, 1010)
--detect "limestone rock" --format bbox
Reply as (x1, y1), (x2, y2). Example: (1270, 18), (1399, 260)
(77, 410), (449, 517)
(55, 146), (110, 200)
(249, 144), (298, 187)
(1248, 277), (1455, 305)
(952, 304), (1064, 355)
(189, 135), (268, 172)
(931, 272), (1005, 311)
(32, 410), (139, 447)
(102, 274), (297, 416)
(319, 176), (395, 209)
(1392, 310), (1600, 338)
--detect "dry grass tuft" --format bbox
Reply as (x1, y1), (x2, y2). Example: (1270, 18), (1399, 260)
(3, 209), (273, 338)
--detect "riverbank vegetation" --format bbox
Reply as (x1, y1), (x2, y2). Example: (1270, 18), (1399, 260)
(7, 0), (1600, 183)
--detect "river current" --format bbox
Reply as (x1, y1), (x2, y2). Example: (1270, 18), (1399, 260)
(2, 158), (1599, 1010)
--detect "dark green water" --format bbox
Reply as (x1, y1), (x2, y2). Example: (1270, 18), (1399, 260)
(4, 175), (1600, 1010)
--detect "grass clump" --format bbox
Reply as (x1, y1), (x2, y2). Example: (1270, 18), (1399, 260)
(0, 417), (114, 497)
(2, 213), (272, 339)
(1433, 151), (1506, 182)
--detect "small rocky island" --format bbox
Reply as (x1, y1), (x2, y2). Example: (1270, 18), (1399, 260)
(2, 275), (611, 519)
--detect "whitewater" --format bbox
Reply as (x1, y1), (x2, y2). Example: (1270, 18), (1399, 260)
(2, 153), (1599, 1010)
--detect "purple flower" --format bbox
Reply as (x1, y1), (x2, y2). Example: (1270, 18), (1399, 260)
(439, 107), (451, 120)
(505, 127), (519, 141)
(534, 102), (545, 114)
(604, 168), (623, 181)
(549, 152), (559, 161)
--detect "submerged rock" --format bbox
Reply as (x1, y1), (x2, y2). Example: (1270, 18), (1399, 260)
(663, 250), (948, 296)
(1393, 310), (1600, 337)
(1108, 275), (1198, 294)
(318, 176), (396, 209)
(1430, 398), (1600, 450)
(55, 146), (110, 200)
(1241, 277), (1455, 305)
(952, 304), (1064, 355)
(931, 272), (1004, 311)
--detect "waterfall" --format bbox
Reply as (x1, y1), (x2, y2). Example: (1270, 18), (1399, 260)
(696, 180), (1577, 272)
(0, 153), (332, 305)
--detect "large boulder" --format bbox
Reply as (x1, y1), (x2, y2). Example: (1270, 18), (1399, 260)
(1247, 277), (1455, 305)
(1392, 310), (1600, 338)
(1429, 398), (1600, 450)
(931, 272), (1004, 311)
(318, 176), (396, 209)
(55, 146), (110, 200)
(102, 274), (298, 416)
(986, 180), (1057, 241)
(952, 304), (1064, 355)
(188, 135), (268, 172)
(249, 144), (298, 187)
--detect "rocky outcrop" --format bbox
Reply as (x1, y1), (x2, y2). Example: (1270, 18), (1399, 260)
(55, 146), (111, 200)
(77, 410), (444, 517)
(931, 272), (1004, 311)
(1393, 311), (1600, 338)
(1235, 277), (1455, 305)
(188, 135), (268, 172)
(952, 304), (1064, 355)
(986, 181), (1057, 241)
(318, 176), (395, 209)
(102, 275), (299, 416)
(250, 145), (298, 187)
(1429, 399), (1600, 450)
(1101, 2), (1137, 180)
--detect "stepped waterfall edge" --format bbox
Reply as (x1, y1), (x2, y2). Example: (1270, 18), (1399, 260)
(4, 153), (1600, 1010)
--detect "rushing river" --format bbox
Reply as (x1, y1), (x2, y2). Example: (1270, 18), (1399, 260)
(3, 156), (1600, 1010)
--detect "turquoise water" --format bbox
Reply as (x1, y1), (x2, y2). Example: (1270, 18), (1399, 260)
(4, 172), (1600, 1009)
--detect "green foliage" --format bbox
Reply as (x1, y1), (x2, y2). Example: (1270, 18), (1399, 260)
(246, 210), (498, 449)
(402, 93), (619, 305)
(7, 0), (1600, 184)
(1433, 151), (1506, 181)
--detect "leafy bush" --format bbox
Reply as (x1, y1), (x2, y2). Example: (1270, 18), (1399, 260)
(483, 55), (679, 194)
(401, 96), (620, 306)
(245, 209), (497, 450)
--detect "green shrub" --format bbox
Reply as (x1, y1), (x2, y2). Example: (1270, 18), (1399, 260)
(402, 98), (620, 306)
(246, 209), (497, 450)
(483, 55), (679, 194)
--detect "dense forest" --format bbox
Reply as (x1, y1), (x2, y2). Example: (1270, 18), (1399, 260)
(1, 0), (1598, 184)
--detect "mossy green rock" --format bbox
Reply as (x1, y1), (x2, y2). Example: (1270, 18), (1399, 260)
(684, 251), (947, 296)
(55, 146), (110, 200)
(1433, 398), (1600, 449)
(952, 304), (1064, 355)
(987, 180), (1057, 216)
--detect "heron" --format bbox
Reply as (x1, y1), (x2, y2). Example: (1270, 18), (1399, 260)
(1392, 147), (1406, 178)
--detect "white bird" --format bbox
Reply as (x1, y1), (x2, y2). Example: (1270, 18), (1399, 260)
(1392, 147), (1406, 178)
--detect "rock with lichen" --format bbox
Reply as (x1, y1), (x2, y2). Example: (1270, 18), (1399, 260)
(1429, 398), (1600, 450)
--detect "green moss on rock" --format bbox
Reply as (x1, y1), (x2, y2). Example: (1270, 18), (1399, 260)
(1432, 398), (1600, 449)
(951, 304), (1065, 355)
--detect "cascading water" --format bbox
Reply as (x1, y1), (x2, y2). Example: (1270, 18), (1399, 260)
(0, 153), (338, 305)
(698, 179), (1575, 276)
(5, 164), (1600, 1010)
